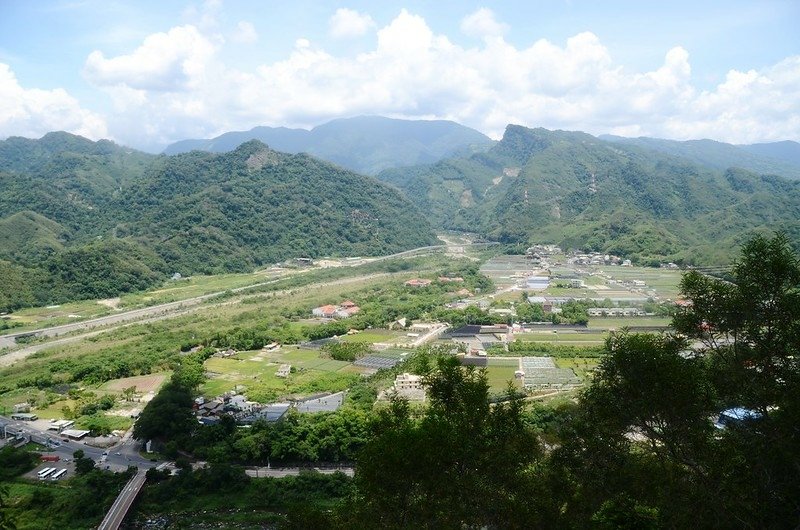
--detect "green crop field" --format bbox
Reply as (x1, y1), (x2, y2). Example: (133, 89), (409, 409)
(588, 317), (672, 329)
(554, 357), (600, 381)
(484, 365), (521, 393)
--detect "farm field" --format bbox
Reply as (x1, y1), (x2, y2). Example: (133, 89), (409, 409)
(118, 269), (285, 308)
(513, 332), (607, 342)
(100, 373), (169, 393)
(481, 255), (684, 304)
(554, 357), (600, 381)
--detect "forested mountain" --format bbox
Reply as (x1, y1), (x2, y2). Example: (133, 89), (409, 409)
(600, 134), (800, 179)
(162, 116), (493, 175)
(0, 134), (436, 310)
(115, 140), (437, 272)
(379, 125), (800, 264)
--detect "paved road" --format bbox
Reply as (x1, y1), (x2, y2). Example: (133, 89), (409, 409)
(0, 415), (157, 471)
(97, 469), (148, 530)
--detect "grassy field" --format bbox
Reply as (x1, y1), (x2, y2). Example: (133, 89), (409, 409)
(338, 329), (407, 344)
(118, 270), (286, 308)
(201, 348), (356, 401)
(1, 299), (114, 335)
(484, 365), (521, 393)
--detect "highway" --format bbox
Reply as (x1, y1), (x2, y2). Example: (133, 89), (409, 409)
(97, 469), (148, 530)
(0, 238), (498, 353)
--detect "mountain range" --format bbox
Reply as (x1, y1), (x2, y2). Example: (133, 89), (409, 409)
(2, 117), (800, 310)
(377, 125), (800, 265)
(162, 115), (494, 175)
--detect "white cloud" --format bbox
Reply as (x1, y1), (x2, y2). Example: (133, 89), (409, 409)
(329, 8), (375, 38)
(84, 25), (216, 91)
(0, 63), (107, 140)
(232, 21), (258, 44)
(460, 8), (508, 38)
(81, 10), (800, 149)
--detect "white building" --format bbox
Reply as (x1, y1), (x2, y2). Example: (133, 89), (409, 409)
(393, 373), (426, 400)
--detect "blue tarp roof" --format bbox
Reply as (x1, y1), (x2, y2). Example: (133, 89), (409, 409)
(720, 407), (762, 421)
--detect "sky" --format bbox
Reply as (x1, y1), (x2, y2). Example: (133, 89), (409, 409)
(0, 0), (798, 152)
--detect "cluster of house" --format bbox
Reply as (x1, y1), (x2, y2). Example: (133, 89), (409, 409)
(586, 307), (647, 317)
(526, 244), (561, 256)
(194, 390), (345, 425)
(567, 252), (627, 266)
(404, 278), (432, 288)
(606, 278), (647, 288)
(311, 300), (361, 319)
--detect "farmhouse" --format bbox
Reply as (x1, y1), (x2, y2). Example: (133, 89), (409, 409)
(312, 301), (361, 319)
(312, 304), (338, 318)
(392, 373), (426, 400)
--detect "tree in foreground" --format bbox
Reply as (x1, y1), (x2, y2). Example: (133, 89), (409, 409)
(350, 356), (542, 529)
(549, 233), (800, 528)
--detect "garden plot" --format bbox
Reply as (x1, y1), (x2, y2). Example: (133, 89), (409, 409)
(101, 373), (168, 393)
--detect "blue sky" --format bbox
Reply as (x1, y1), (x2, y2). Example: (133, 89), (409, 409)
(0, 0), (798, 151)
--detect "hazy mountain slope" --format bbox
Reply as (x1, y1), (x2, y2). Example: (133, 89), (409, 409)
(379, 125), (800, 265)
(741, 140), (800, 167)
(600, 135), (800, 179)
(162, 116), (493, 175)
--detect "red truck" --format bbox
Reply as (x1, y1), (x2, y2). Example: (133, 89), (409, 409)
(40, 455), (60, 462)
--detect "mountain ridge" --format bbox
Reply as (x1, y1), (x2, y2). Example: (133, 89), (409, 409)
(378, 124), (800, 265)
(162, 115), (494, 175)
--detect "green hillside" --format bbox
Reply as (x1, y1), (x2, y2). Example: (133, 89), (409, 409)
(117, 140), (437, 273)
(0, 210), (67, 263)
(0, 134), (436, 310)
(379, 125), (800, 265)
